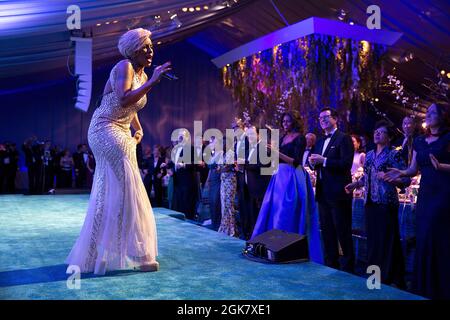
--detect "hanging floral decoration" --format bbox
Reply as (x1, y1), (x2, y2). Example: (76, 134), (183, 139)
(380, 69), (421, 117)
(222, 35), (387, 131)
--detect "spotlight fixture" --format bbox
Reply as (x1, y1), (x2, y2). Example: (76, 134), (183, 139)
(170, 13), (182, 28)
(402, 52), (414, 62)
(154, 15), (161, 26)
(203, 5), (209, 10)
(440, 70), (446, 75)
(182, 8), (188, 12)
(338, 9), (347, 21)
(195, 6), (201, 11)
(189, 7), (195, 12)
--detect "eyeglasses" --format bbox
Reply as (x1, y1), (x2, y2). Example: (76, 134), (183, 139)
(318, 115), (331, 121)
(374, 129), (388, 135)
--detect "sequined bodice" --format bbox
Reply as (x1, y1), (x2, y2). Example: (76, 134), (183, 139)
(89, 61), (147, 135)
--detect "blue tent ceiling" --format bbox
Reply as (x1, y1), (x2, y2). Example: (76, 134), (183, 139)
(1, 0), (449, 101)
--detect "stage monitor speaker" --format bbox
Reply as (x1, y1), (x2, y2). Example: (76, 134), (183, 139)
(244, 229), (309, 263)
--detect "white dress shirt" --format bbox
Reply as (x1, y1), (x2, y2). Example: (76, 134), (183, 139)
(321, 127), (337, 167)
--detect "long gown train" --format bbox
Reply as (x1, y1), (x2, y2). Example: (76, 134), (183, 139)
(251, 164), (323, 264)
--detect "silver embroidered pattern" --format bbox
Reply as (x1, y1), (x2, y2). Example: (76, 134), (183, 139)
(84, 159), (106, 271)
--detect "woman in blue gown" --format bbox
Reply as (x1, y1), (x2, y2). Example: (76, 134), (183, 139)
(386, 103), (450, 299)
(251, 113), (323, 263)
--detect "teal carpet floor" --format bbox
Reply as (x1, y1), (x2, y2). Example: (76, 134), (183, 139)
(0, 194), (423, 300)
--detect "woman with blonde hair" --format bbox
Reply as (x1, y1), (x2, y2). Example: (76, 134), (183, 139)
(66, 28), (171, 274)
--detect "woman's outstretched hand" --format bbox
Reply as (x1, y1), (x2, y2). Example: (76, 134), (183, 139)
(384, 167), (404, 182)
(149, 61), (172, 85)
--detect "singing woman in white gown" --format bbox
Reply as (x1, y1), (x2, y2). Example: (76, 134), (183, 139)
(66, 28), (171, 275)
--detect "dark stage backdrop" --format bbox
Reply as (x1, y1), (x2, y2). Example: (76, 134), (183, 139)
(0, 40), (235, 156)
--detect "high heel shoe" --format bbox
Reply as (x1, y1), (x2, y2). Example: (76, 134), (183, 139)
(138, 261), (159, 272)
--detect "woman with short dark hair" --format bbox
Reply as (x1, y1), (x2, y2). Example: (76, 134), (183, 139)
(347, 120), (410, 288)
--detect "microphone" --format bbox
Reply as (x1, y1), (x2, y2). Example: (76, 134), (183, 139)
(153, 65), (178, 81)
(162, 72), (179, 81)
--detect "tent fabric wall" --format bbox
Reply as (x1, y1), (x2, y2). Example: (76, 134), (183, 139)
(0, 40), (234, 152)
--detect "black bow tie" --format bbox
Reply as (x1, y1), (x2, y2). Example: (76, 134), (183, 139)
(325, 134), (333, 139)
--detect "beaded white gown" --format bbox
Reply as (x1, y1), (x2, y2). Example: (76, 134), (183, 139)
(66, 60), (158, 275)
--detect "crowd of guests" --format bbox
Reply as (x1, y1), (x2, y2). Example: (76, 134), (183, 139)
(0, 142), (19, 194)
(0, 136), (96, 194)
(2, 102), (448, 299)
(143, 103), (448, 300)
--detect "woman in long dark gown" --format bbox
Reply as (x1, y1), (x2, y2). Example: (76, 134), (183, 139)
(386, 103), (450, 299)
(251, 113), (323, 263)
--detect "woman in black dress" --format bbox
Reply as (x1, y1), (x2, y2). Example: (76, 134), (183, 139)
(386, 103), (450, 299)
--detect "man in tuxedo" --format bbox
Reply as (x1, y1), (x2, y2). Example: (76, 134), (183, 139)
(4, 143), (19, 194)
(205, 136), (222, 231)
(41, 140), (56, 193)
(73, 144), (88, 188)
(243, 126), (271, 240)
(194, 135), (209, 189)
(232, 120), (250, 238)
(22, 137), (39, 194)
(144, 145), (165, 207)
(309, 107), (355, 273)
(172, 131), (198, 220)
(302, 133), (316, 167)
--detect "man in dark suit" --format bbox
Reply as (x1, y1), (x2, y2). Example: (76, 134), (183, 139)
(22, 137), (38, 194)
(309, 107), (355, 273)
(73, 144), (88, 188)
(243, 126), (271, 240)
(147, 145), (165, 207)
(172, 131), (198, 220)
(41, 140), (56, 193)
(302, 133), (316, 167)
(205, 136), (222, 231)
(194, 135), (209, 189)
(4, 143), (19, 194)
(232, 120), (250, 238)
